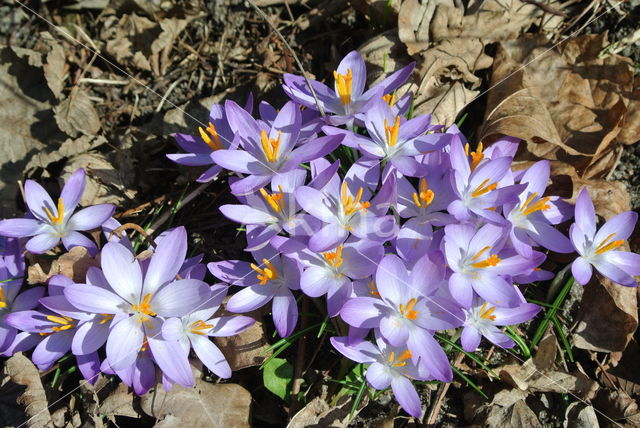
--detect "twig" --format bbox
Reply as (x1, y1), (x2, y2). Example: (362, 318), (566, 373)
(155, 77), (185, 112)
(109, 223), (158, 248)
(246, 0), (326, 117)
(289, 296), (310, 418)
(425, 352), (464, 425)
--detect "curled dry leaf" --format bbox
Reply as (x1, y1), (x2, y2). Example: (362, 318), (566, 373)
(593, 389), (640, 425)
(287, 395), (366, 428)
(2, 353), (52, 427)
(139, 381), (251, 427)
(42, 40), (66, 100)
(25, 135), (108, 174)
(99, 382), (139, 420)
(54, 87), (101, 137)
(463, 388), (540, 427)
(564, 402), (599, 428)
(27, 246), (100, 285)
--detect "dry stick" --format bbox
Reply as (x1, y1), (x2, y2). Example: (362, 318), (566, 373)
(246, 0), (326, 117)
(424, 352), (465, 425)
(289, 295), (310, 418)
(109, 223), (158, 248)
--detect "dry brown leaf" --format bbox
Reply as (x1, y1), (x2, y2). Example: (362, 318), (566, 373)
(358, 31), (413, 90)
(99, 382), (139, 419)
(486, 399), (541, 428)
(43, 41), (66, 100)
(287, 395), (366, 428)
(564, 402), (600, 428)
(2, 353), (52, 427)
(594, 389), (640, 425)
(463, 388), (539, 426)
(214, 313), (270, 370)
(617, 82), (640, 145)
(27, 246), (99, 285)
(25, 135), (108, 174)
(54, 87), (101, 137)
(532, 333), (558, 371)
(139, 381), (251, 427)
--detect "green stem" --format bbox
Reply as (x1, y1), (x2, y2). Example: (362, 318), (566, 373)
(531, 275), (575, 349)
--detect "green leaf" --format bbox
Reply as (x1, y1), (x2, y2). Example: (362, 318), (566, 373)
(336, 363), (367, 400)
(262, 357), (294, 401)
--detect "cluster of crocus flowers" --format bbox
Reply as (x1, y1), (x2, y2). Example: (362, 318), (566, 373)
(2, 50), (639, 419)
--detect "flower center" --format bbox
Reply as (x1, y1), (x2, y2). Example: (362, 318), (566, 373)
(260, 186), (285, 213)
(46, 314), (75, 332)
(519, 193), (551, 216)
(384, 116), (401, 148)
(323, 245), (343, 268)
(198, 122), (223, 151)
(132, 293), (157, 324)
(478, 302), (497, 321)
(341, 182), (370, 217)
(470, 246), (501, 269)
(595, 233), (624, 255)
(388, 349), (412, 367)
(260, 130), (282, 163)
(382, 93), (395, 107)
(465, 142), (485, 172)
(44, 198), (65, 225)
(251, 258), (279, 285)
(412, 178), (434, 209)
(399, 298), (419, 320)
(333, 69), (353, 106)
(190, 319), (214, 335)
(471, 178), (498, 198)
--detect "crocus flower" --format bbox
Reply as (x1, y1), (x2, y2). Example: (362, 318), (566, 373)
(167, 96), (252, 183)
(330, 335), (430, 418)
(162, 285), (255, 378)
(283, 50), (415, 126)
(340, 254), (461, 382)
(63, 227), (211, 387)
(570, 188), (640, 286)
(0, 271), (44, 353)
(444, 223), (535, 308)
(208, 246), (302, 337)
(0, 237), (24, 279)
(460, 297), (540, 352)
(211, 101), (342, 195)
(0, 169), (114, 255)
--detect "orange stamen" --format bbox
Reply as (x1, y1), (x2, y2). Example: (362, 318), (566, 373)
(382, 93), (395, 107)
(471, 179), (498, 198)
(399, 298), (419, 320)
(384, 116), (401, 147)
(260, 186), (285, 213)
(412, 178), (434, 208)
(251, 259), (279, 285)
(520, 193), (551, 216)
(323, 245), (343, 268)
(333, 69), (353, 105)
(260, 130), (282, 163)
(198, 122), (223, 151)
(478, 302), (497, 321)
(190, 320), (214, 335)
(595, 233), (624, 255)
(44, 198), (65, 225)
(341, 182), (370, 216)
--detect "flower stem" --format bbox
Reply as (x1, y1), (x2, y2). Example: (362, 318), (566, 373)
(531, 275), (575, 349)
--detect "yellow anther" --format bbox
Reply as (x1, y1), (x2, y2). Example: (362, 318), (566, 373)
(0, 288), (6, 309)
(333, 69), (353, 106)
(140, 338), (148, 352)
(260, 130), (282, 163)
(412, 178), (435, 209)
(260, 186), (285, 213)
(251, 259), (279, 285)
(46, 314), (75, 332)
(399, 298), (419, 320)
(44, 198), (65, 225)
(198, 122), (223, 151)
(323, 245), (344, 268)
(471, 179), (498, 198)
(190, 320), (214, 335)
(388, 349), (412, 367)
(384, 116), (401, 147)
(520, 193), (551, 216)
(341, 182), (370, 216)
(369, 280), (380, 297)
(479, 302), (497, 321)
(382, 93), (396, 107)
(132, 293), (156, 319)
(471, 254), (501, 269)
(99, 314), (114, 325)
(464, 142), (484, 171)
(595, 233), (624, 255)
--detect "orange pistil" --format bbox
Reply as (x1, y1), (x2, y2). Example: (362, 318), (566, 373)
(260, 186), (285, 213)
(412, 178), (435, 209)
(260, 130), (282, 163)
(341, 182), (370, 216)
(198, 122), (223, 151)
(132, 293), (156, 324)
(44, 198), (65, 225)
(595, 233), (624, 255)
(333, 69), (353, 105)
(323, 245), (343, 269)
(382, 93), (396, 107)
(384, 116), (401, 148)
(464, 142), (485, 171)
(388, 349), (413, 367)
(399, 298), (419, 320)
(519, 193), (551, 216)
(478, 302), (497, 321)
(190, 320), (214, 335)
(46, 314), (75, 332)
(471, 178), (498, 198)
(251, 259), (279, 285)
(470, 246), (501, 269)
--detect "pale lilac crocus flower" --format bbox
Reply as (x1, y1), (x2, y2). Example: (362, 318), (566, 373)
(208, 246), (302, 338)
(0, 169), (114, 255)
(283, 50), (415, 126)
(0, 270), (44, 353)
(331, 335), (430, 418)
(162, 284), (255, 378)
(570, 188), (640, 287)
(340, 254), (461, 382)
(460, 297), (540, 352)
(63, 227), (211, 386)
(211, 100), (342, 195)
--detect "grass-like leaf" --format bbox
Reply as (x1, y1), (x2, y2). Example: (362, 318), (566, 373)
(452, 366), (488, 399)
(436, 334), (498, 378)
(531, 276), (575, 349)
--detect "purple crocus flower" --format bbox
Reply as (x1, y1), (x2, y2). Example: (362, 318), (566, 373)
(460, 297), (540, 352)
(211, 100), (342, 195)
(0, 274), (44, 353)
(162, 285), (255, 378)
(444, 223), (535, 308)
(167, 96), (252, 183)
(0, 169), (114, 255)
(283, 50), (415, 126)
(208, 245), (302, 337)
(340, 254), (461, 382)
(331, 335), (430, 418)
(63, 227), (211, 387)
(570, 188), (640, 286)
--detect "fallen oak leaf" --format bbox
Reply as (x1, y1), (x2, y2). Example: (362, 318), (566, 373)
(3, 353), (52, 427)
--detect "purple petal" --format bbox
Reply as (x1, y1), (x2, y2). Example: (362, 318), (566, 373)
(605, 251), (640, 276)
(151, 279), (211, 317)
(11, 287), (46, 312)
(132, 353), (156, 394)
(528, 221), (574, 253)
(191, 334), (231, 378)
(295, 187), (337, 223)
(32, 330), (73, 370)
(407, 330), (452, 382)
(67, 205), (115, 231)
(61, 231), (98, 256)
(220, 204), (274, 225)
(0, 218), (44, 238)
(230, 174), (273, 197)
(366, 362), (392, 390)
(593, 259), (638, 287)
(300, 266), (334, 297)
(60, 169), (86, 213)
(329, 336), (379, 363)
(101, 242), (142, 303)
(25, 233), (59, 254)
(147, 335), (194, 388)
(210, 149), (261, 175)
(225, 100), (262, 146)
(272, 287), (297, 337)
(76, 352), (101, 384)
(340, 297), (383, 328)
(24, 179), (56, 222)
(207, 260), (259, 287)
(375, 254), (411, 304)
(492, 303), (541, 326)
(208, 315), (255, 337)
(72, 319), (110, 355)
(380, 315), (409, 347)
(483, 325), (515, 348)
(64, 284), (126, 314)
(460, 326), (482, 352)
(106, 316), (143, 370)
(226, 285), (275, 313)
(308, 222), (349, 253)
(288, 134), (343, 165)
(571, 257), (593, 285)
(575, 188), (596, 238)
(143, 227), (187, 296)
(391, 376), (422, 418)
(595, 211), (638, 243)
(326, 279), (351, 317)
(167, 152), (214, 166)
(471, 273), (521, 308)
(448, 272), (473, 308)
(337, 51), (366, 99)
